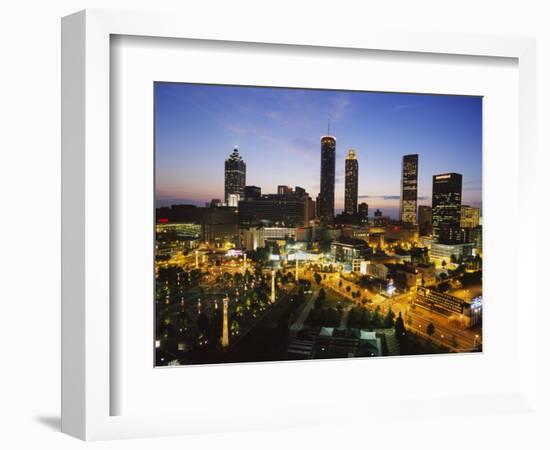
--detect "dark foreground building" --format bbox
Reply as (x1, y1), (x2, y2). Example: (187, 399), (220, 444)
(318, 135), (336, 224)
(432, 173), (462, 243)
(238, 187), (314, 227)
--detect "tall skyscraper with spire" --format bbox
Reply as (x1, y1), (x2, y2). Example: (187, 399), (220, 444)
(318, 130), (336, 225)
(399, 154), (419, 224)
(344, 149), (359, 215)
(224, 147), (246, 206)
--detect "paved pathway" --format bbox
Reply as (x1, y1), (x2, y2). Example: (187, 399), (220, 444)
(289, 290), (319, 331)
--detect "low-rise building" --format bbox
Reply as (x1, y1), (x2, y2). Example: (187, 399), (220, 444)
(430, 242), (474, 265)
(331, 238), (368, 268)
(366, 262), (389, 280)
(264, 227), (296, 241)
(415, 265), (437, 286)
(238, 227), (265, 251)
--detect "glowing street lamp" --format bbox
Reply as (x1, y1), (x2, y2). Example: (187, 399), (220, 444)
(271, 270), (276, 304)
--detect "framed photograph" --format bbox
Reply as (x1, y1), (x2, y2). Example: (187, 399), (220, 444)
(62, 9), (538, 441)
(153, 82), (483, 367)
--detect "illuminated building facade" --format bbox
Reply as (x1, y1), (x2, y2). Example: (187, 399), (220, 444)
(430, 242), (474, 264)
(318, 135), (336, 224)
(416, 287), (481, 328)
(344, 149), (359, 215)
(460, 205), (481, 228)
(432, 173), (462, 244)
(399, 154), (419, 224)
(277, 185), (292, 195)
(224, 147), (246, 204)
(330, 238), (368, 267)
(263, 227), (296, 240)
(366, 262), (389, 280)
(238, 227), (265, 251)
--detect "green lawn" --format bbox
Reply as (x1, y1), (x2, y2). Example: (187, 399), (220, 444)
(321, 288), (353, 308)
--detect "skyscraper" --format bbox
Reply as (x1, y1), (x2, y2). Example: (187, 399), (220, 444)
(344, 149), (359, 215)
(358, 202), (369, 225)
(417, 205), (432, 236)
(399, 154), (419, 224)
(318, 135), (336, 224)
(432, 173), (462, 243)
(224, 147), (246, 204)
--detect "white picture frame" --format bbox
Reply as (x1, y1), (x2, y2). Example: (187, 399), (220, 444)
(61, 9), (538, 441)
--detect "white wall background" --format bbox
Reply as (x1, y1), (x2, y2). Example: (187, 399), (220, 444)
(0, 1), (548, 448)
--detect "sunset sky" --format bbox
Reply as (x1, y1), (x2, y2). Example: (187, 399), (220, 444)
(155, 83), (482, 219)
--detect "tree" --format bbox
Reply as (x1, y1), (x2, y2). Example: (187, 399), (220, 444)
(383, 307), (396, 328)
(360, 308), (372, 329)
(394, 312), (406, 340)
(372, 306), (383, 328)
(197, 313), (210, 336)
(346, 286), (351, 293)
(315, 288), (326, 309)
(426, 322), (435, 336)
(314, 272), (322, 285)
(441, 259), (447, 267)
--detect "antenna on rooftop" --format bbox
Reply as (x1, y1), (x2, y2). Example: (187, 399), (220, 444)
(327, 118), (330, 136)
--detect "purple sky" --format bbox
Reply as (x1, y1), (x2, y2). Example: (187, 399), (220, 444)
(155, 83), (482, 219)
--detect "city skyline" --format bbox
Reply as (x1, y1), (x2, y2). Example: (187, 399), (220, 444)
(155, 83), (482, 219)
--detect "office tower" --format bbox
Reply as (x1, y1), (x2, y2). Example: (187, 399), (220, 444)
(399, 154), (419, 224)
(294, 186), (306, 197)
(358, 202), (369, 225)
(318, 135), (336, 224)
(304, 196), (316, 225)
(201, 207), (239, 244)
(432, 173), (462, 243)
(417, 205), (432, 236)
(418, 205), (432, 225)
(224, 147), (246, 204)
(244, 185), (261, 200)
(277, 185), (292, 195)
(460, 205), (481, 228)
(344, 149), (359, 215)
